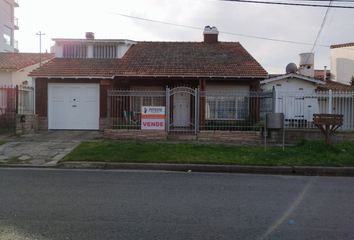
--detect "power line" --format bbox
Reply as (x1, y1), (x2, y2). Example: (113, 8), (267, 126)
(309, 0), (332, 53)
(221, 0), (354, 8)
(285, 0), (354, 2)
(295, 0), (354, 2)
(109, 12), (330, 47)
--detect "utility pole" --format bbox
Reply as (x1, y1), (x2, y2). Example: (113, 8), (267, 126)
(36, 31), (45, 67)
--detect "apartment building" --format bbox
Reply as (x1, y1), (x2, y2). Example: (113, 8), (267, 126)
(0, 0), (19, 52)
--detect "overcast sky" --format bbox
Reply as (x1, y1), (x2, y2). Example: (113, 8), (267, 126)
(15, 0), (354, 73)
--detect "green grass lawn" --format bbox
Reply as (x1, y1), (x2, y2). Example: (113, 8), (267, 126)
(63, 140), (354, 167)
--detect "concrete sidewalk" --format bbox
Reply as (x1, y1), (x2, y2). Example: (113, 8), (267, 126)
(0, 131), (101, 166)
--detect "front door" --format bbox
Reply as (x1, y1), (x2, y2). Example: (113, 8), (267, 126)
(173, 92), (190, 127)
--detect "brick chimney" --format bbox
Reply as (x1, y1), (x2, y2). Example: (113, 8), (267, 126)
(203, 26), (218, 43)
(85, 32), (95, 40)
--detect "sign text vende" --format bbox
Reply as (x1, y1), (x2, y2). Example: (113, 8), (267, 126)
(141, 106), (165, 130)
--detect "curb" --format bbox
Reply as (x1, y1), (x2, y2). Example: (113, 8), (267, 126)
(57, 162), (354, 177)
(0, 163), (56, 168)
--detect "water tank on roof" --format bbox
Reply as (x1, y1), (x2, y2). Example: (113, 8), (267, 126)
(299, 52), (315, 77)
(299, 52), (314, 66)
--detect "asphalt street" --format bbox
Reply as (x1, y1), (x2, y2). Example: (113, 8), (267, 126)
(0, 168), (354, 240)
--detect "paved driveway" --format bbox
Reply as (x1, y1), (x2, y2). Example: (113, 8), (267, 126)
(0, 131), (101, 166)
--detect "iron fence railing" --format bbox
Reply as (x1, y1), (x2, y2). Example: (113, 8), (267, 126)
(274, 89), (354, 130)
(0, 85), (33, 133)
(199, 90), (273, 131)
(107, 89), (166, 129)
(107, 88), (354, 132)
(107, 89), (274, 132)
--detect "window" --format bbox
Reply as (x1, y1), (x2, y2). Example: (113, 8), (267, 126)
(93, 45), (117, 58)
(206, 96), (248, 120)
(3, 26), (12, 46)
(3, 33), (11, 46)
(63, 44), (87, 58)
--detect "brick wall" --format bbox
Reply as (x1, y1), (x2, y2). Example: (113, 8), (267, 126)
(104, 128), (354, 145)
(37, 116), (48, 130)
(104, 129), (168, 140)
(16, 114), (38, 135)
(99, 118), (107, 131)
(271, 129), (354, 144)
(198, 131), (262, 145)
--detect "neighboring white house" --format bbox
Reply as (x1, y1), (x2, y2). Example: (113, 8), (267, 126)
(261, 73), (324, 124)
(330, 42), (354, 85)
(0, 52), (54, 86)
(262, 49), (354, 130)
(0, 0), (19, 52)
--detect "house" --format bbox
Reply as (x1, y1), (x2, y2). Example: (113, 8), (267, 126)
(0, 52), (54, 116)
(30, 27), (268, 131)
(261, 53), (325, 126)
(330, 42), (354, 85)
(0, 52), (54, 86)
(261, 72), (325, 126)
(262, 51), (354, 130)
(0, 0), (19, 52)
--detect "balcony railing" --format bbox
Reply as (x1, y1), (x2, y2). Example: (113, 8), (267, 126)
(14, 17), (19, 30)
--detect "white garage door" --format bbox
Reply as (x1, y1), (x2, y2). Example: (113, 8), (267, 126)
(48, 83), (100, 130)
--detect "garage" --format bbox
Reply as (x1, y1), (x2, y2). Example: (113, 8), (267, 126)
(48, 83), (100, 130)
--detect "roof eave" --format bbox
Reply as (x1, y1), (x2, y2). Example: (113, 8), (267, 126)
(31, 75), (114, 79)
(113, 74), (267, 79)
(261, 73), (325, 85)
(53, 38), (137, 45)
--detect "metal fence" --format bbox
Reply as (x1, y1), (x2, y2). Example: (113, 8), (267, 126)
(0, 85), (34, 133)
(18, 86), (34, 114)
(107, 88), (274, 132)
(107, 89), (166, 130)
(199, 90), (273, 131)
(274, 89), (354, 130)
(107, 88), (354, 132)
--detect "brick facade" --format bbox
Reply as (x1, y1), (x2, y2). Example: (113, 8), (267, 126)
(104, 128), (354, 145)
(270, 129), (354, 144)
(197, 131), (262, 145)
(104, 129), (168, 140)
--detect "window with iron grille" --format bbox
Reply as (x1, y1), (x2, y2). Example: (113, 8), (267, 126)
(206, 96), (248, 120)
(63, 44), (87, 58)
(93, 45), (117, 58)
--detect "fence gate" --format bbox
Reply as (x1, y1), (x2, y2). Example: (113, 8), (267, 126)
(0, 86), (17, 133)
(166, 87), (199, 134)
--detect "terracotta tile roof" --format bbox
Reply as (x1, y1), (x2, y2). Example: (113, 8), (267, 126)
(0, 53), (54, 71)
(29, 58), (119, 78)
(330, 42), (354, 49)
(116, 42), (268, 78)
(30, 42), (268, 78)
(317, 80), (354, 91)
